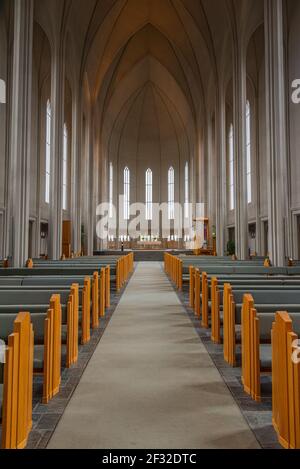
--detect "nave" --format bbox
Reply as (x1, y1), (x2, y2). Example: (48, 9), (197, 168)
(2, 0), (300, 455)
(1, 252), (299, 450)
(48, 262), (259, 450)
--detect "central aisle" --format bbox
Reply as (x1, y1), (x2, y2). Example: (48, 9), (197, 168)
(48, 262), (259, 449)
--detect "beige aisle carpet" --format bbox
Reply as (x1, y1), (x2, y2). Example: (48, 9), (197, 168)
(48, 262), (260, 449)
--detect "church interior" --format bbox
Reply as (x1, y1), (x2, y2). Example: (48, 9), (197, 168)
(1, 0), (300, 452)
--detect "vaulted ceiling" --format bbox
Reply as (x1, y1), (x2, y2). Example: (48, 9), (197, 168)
(32, 0), (264, 158)
(63, 0), (232, 135)
(69, 0), (227, 161)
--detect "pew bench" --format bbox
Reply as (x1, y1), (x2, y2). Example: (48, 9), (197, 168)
(0, 278), (23, 286)
(272, 312), (300, 449)
(0, 294), (63, 404)
(189, 268), (300, 332)
(222, 288), (300, 367)
(28, 272), (108, 318)
(0, 287), (80, 366)
(22, 269), (108, 319)
(0, 265), (120, 296)
(0, 270), (109, 333)
(0, 313), (33, 449)
(240, 294), (300, 403)
(0, 279), (94, 352)
(209, 279), (300, 344)
(184, 263), (300, 294)
(30, 267), (111, 311)
(188, 266), (300, 314)
(26, 253), (134, 292)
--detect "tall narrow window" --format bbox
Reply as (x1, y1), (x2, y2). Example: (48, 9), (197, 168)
(229, 124), (234, 211)
(109, 162), (113, 218)
(124, 167), (130, 220)
(45, 100), (51, 204)
(62, 124), (68, 210)
(246, 100), (252, 204)
(184, 162), (189, 218)
(0, 79), (6, 104)
(168, 167), (175, 220)
(146, 169), (153, 220)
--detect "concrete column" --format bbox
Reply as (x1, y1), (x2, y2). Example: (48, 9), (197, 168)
(99, 146), (108, 251)
(92, 119), (101, 253)
(71, 87), (82, 254)
(87, 111), (94, 256)
(196, 134), (202, 207)
(233, 43), (248, 259)
(207, 116), (216, 237)
(8, 0), (33, 267)
(215, 90), (226, 256)
(264, 0), (291, 266)
(254, 94), (262, 255)
(48, 42), (65, 260)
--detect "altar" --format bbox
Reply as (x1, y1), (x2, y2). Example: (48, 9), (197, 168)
(105, 217), (217, 254)
(136, 240), (162, 250)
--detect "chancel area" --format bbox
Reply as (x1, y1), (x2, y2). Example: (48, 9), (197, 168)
(1, 0), (300, 452)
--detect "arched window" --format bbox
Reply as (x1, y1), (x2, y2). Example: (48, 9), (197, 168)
(168, 167), (175, 220)
(124, 167), (130, 220)
(109, 162), (113, 218)
(228, 124), (234, 211)
(62, 124), (68, 210)
(184, 162), (189, 218)
(45, 100), (51, 204)
(246, 100), (252, 204)
(0, 79), (6, 104)
(145, 169), (153, 220)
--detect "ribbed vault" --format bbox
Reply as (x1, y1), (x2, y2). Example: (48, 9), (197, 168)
(57, 0), (238, 209)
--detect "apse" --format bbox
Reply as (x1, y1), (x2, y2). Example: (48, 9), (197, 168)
(108, 81), (190, 210)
